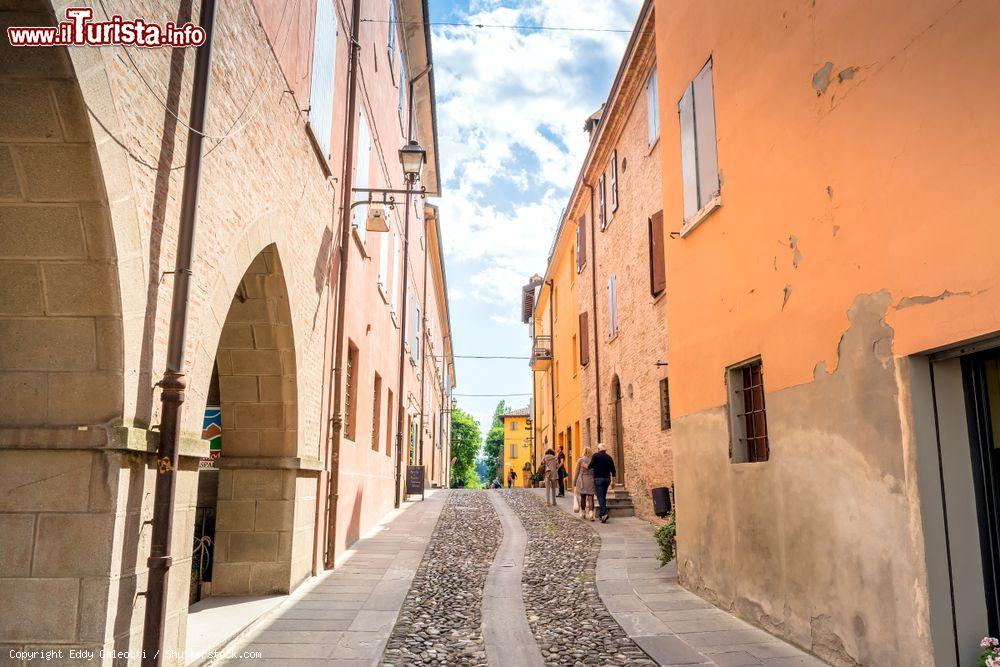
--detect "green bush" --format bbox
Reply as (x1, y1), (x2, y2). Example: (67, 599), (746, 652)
(653, 509), (676, 567)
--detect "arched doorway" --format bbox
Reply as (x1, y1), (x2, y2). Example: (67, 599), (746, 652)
(611, 375), (626, 485)
(192, 245), (305, 600)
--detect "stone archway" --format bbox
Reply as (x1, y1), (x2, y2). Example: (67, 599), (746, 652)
(0, 1), (132, 654)
(203, 245), (312, 597)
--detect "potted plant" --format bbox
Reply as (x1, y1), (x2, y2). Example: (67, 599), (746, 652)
(653, 508), (676, 567)
(979, 637), (1000, 666)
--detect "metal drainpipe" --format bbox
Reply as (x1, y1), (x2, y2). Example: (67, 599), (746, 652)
(585, 182), (603, 442)
(546, 279), (557, 451)
(417, 217), (429, 471)
(324, 0), (362, 569)
(141, 1), (217, 663)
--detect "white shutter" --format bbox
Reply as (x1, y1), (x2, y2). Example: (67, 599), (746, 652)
(647, 66), (659, 146)
(387, 1), (397, 63)
(353, 112), (372, 243)
(678, 83), (698, 220)
(607, 275), (618, 337)
(308, 0), (337, 159)
(390, 232), (400, 311)
(693, 58), (719, 204)
(378, 224), (390, 289)
(610, 150), (619, 212)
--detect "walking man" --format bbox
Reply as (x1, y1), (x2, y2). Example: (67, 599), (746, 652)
(556, 445), (567, 497)
(589, 443), (617, 522)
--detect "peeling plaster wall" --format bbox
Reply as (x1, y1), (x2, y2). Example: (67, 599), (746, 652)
(655, 0), (1000, 664)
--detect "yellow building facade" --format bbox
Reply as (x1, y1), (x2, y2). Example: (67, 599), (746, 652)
(500, 408), (532, 487)
(523, 215), (584, 480)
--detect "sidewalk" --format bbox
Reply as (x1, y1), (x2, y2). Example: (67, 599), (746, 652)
(540, 490), (827, 666)
(214, 489), (447, 666)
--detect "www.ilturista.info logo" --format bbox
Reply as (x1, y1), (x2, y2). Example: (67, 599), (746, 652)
(7, 7), (205, 48)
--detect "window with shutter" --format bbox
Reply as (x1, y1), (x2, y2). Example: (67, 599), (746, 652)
(678, 58), (720, 226)
(353, 111), (372, 244)
(411, 298), (421, 363)
(579, 312), (589, 366)
(647, 65), (659, 146)
(398, 57), (407, 128)
(308, 0), (338, 159)
(610, 150), (619, 213)
(576, 215), (587, 272)
(387, 1), (397, 65)
(372, 373), (382, 450)
(598, 173), (607, 231)
(648, 210), (666, 296)
(390, 232), (400, 311)
(378, 220), (391, 292)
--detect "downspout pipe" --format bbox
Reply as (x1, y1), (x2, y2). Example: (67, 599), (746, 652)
(584, 182), (603, 442)
(324, 0), (362, 569)
(393, 64), (433, 507)
(141, 1), (217, 663)
(546, 278), (557, 451)
(417, 217), (429, 471)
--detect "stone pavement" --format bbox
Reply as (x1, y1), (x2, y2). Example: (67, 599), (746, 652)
(214, 489), (447, 666)
(541, 489), (827, 666)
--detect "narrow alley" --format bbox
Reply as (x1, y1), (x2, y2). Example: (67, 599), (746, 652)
(214, 490), (823, 666)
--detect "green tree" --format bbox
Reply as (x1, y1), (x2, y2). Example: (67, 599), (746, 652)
(450, 406), (482, 488)
(481, 400), (509, 486)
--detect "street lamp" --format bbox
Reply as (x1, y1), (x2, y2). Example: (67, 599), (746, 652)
(399, 140), (426, 182)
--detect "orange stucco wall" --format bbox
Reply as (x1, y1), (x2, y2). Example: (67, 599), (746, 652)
(657, 0), (1000, 419)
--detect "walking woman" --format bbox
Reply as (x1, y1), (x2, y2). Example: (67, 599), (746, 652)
(574, 447), (597, 521)
(539, 448), (560, 506)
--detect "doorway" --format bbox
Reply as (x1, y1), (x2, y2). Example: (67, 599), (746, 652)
(964, 351), (1000, 636)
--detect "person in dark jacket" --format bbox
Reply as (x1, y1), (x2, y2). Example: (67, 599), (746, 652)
(589, 443), (617, 522)
(556, 445), (567, 497)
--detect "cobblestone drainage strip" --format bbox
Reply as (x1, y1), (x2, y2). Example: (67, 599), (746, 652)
(382, 490), (502, 666)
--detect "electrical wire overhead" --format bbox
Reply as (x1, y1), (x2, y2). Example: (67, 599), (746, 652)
(360, 18), (632, 33)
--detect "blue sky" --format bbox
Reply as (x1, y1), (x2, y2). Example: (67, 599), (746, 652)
(429, 0), (642, 435)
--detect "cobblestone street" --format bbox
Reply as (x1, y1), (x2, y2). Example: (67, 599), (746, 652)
(218, 490), (825, 666)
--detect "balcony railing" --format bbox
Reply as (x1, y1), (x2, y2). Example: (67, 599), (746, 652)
(530, 335), (552, 369)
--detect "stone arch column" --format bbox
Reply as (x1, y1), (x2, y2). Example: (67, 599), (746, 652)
(208, 245), (315, 595)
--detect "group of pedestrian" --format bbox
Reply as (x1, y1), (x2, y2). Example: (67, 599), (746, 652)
(537, 443), (617, 523)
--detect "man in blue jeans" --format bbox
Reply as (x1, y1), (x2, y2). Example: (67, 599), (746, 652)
(589, 443), (617, 522)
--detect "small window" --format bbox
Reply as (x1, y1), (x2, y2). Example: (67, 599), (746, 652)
(372, 373), (382, 451)
(511, 421), (518, 431)
(385, 389), (394, 456)
(509, 443), (517, 459)
(646, 65), (659, 146)
(659, 377), (671, 431)
(345, 341), (360, 440)
(728, 358), (769, 463)
(607, 275), (618, 337)
(598, 173), (608, 231)
(610, 150), (619, 213)
(679, 58), (720, 222)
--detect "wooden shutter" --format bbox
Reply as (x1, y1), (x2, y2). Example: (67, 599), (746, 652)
(579, 312), (590, 366)
(648, 210), (666, 296)
(576, 215), (587, 271)
(610, 150), (619, 212)
(678, 82), (698, 220)
(693, 58), (719, 205)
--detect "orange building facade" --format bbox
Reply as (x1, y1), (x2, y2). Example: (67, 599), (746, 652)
(655, 0), (1000, 664)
